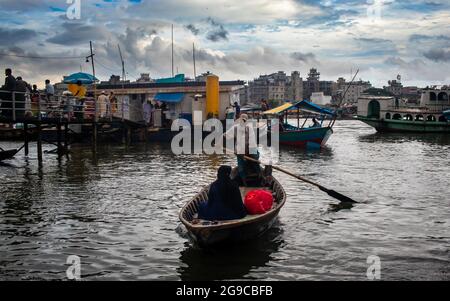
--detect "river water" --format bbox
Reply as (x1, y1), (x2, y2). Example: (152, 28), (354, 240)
(0, 120), (449, 280)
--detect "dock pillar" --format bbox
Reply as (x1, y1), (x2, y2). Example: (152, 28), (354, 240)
(57, 123), (62, 155)
(92, 122), (98, 154)
(37, 123), (43, 165)
(126, 124), (132, 146)
(64, 122), (69, 150)
(24, 122), (29, 156)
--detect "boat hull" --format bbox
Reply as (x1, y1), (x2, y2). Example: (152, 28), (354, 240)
(187, 207), (281, 247)
(180, 174), (286, 247)
(357, 116), (450, 133)
(0, 149), (17, 161)
(280, 126), (332, 148)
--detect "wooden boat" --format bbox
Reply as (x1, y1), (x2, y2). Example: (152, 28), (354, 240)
(0, 149), (17, 161)
(263, 100), (336, 149)
(179, 169), (286, 247)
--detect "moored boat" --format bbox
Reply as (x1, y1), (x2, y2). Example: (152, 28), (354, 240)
(0, 148), (17, 161)
(179, 169), (286, 247)
(263, 100), (336, 148)
(356, 88), (450, 133)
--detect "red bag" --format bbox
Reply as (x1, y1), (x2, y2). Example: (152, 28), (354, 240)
(244, 190), (274, 215)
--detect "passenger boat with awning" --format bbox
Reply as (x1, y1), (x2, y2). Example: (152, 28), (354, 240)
(263, 100), (336, 149)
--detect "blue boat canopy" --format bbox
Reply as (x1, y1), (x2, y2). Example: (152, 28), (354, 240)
(154, 93), (185, 103)
(263, 100), (335, 116)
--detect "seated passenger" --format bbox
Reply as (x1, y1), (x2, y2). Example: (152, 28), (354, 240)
(310, 117), (321, 128)
(198, 165), (247, 221)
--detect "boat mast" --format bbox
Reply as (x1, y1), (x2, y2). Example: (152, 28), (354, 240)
(193, 42), (197, 80)
(118, 44), (126, 82)
(171, 24), (174, 77)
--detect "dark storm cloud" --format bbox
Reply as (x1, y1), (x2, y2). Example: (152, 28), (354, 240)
(185, 24), (199, 35)
(0, 28), (37, 43)
(206, 18), (228, 42)
(46, 22), (110, 46)
(290, 52), (316, 62)
(423, 49), (450, 62)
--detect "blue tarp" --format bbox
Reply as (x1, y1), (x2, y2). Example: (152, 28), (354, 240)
(155, 74), (185, 83)
(63, 72), (98, 84)
(154, 93), (185, 103)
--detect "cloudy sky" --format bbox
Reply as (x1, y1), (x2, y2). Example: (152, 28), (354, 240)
(0, 0), (449, 88)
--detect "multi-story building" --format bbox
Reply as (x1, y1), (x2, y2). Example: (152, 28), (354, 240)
(303, 68), (320, 100)
(402, 86), (421, 103)
(342, 80), (372, 104)
(247, 71), (303, 105)
(302, 68), (337, 100)
(384, 79), (403, 96)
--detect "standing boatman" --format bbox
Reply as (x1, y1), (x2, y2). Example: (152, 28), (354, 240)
(224, 113), (261, 186)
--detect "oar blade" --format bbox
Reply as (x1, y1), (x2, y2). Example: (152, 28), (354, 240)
(322, 187), (357, 203)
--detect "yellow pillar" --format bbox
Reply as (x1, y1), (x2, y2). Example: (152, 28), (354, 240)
(206, 74), (219, 118)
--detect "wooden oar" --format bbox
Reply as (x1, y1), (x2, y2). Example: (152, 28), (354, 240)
(242, 154), (358, 203)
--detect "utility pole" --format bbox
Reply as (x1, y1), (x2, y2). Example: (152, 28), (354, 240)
(193, 42), (197, 80)
(171, 24), (174, 77)
(86, 41), (98, 154)
(118, 44), (126, 81)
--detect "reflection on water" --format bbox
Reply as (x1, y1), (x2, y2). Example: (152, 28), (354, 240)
(0, 120), (449, 280)
(178, 223), (284, 281)
(359, 132), (450, 145)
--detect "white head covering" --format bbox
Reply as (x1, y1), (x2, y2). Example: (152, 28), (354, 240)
(240, 113), (249, 121)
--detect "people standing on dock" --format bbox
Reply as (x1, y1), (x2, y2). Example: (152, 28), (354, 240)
(68, 80), (86, 99)
(0, 68), (16, 119)
(143, 99), (153, 125)
(45, 79), (54, 103)
(30, 85), (40, 116)
(15, 76), (29, 118)
(97, 91), (109, 119)
(225, 106), (235, 120)
(109, 91), (118, 116)
(233, 101), (241, 119)
(261, 99), (269, 111)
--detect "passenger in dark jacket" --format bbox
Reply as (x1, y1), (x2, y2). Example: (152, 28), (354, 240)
(198, 165), (247, 221)
(0, 68), (16, 118)
(15, 77), (28, 118)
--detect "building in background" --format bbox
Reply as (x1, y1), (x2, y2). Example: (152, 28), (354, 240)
(402, 86), (421, 103)
(384, 79), (403, 96)
(310, 92), (332, 106)
(247, 71), (303, 106)
(341, 80), (372, 104)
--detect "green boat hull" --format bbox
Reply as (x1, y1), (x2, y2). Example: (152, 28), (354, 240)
(357, 116), (450, 133)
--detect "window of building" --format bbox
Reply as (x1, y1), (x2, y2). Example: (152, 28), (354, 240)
(430, 92), (437, 101)
(438, 92), (448, 102)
